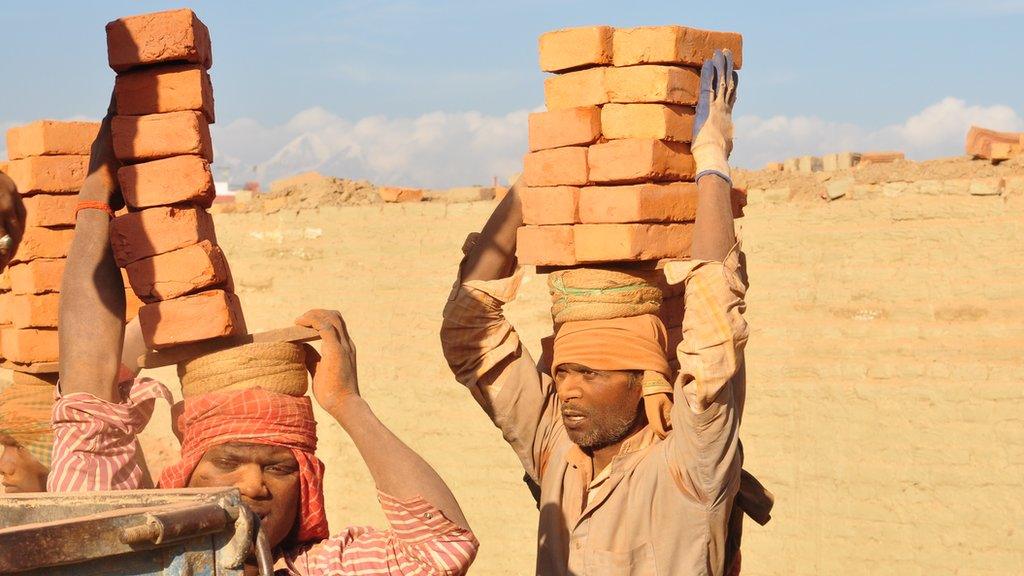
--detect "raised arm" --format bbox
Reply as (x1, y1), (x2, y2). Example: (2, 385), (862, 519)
(460, 181), (522, 282)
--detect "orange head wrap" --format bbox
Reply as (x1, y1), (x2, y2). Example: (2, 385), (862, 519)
(552, 314), (671, 380)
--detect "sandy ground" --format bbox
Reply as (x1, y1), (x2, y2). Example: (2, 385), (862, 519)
(124, 189), (1023, 574)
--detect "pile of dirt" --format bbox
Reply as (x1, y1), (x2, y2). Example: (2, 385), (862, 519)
(229, 172), (382, 213)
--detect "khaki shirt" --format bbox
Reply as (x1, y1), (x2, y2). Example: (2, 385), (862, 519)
(441, 246), (749, 576)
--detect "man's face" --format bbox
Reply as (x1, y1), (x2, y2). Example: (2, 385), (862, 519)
(554, 363), (643, 451)
(188, 442), (301, 549)
(0, 440), (48, 493)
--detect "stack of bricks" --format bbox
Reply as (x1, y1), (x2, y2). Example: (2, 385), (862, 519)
(106, 8), (245, 350)
(2, 120), (99, 370)
(517, 25), (744, 268)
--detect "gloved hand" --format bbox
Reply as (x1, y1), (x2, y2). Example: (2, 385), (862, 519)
(691, 49), (739, 186)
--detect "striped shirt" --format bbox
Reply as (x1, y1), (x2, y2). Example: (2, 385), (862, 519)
(48, 378), (478, 576)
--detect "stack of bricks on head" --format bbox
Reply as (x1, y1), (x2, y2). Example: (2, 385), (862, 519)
(517, 25), (746, 337)
(106, 8), (245, 351)
(1, 120), (105, 378)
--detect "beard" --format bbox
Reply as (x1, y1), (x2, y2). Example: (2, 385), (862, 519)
(562, 402), (643, 451)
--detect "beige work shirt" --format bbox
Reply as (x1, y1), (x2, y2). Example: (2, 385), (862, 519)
(441, 245), (749, 576)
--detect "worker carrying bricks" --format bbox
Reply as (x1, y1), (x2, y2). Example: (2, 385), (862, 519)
(442, 48), (770, 575)
(46, 98), (479, 574)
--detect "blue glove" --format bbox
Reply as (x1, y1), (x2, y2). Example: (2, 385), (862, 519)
(691, 49), (739, 186)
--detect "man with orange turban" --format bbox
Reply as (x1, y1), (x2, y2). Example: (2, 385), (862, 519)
(45, 99), (479, 575)
(0, 375), (54, 493)
(442, 50), (765, 575)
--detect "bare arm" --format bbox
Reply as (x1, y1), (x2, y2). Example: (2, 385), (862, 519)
(460, 180), (523, 283)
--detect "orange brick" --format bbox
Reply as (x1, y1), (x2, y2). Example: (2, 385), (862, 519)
(125, 288), (144, 322)
(520, 186), (579, 225)
(9, 259), (65, 295)
(6, 121), (99, 160)
(6, 156), (89, 195)
(528, 107), (602, 152)
(0, 293), (11, 325)
(23, 194), (78, 228)
(544, 68), (608, 111)
(10, 293), (60, 329)
(538, 26), (613, 72)
(578, 182), (698, 223)
(126, 240), (230, 303)
(601, 103), (694, 142)
(0, 161), (8, 174)
(119, 155), (215, 209)
(115, 64), (215, 122)
(12, 371), (59, 386)
(10, 227), (75, 264)
(858, 151), (905, 165)
(110, 205), (217, 267)
(0, 269), (9, 291)
(605, 65), (701, 106)
(516, 225), (576, 266)
(574, 223), (693, 263)
(522, 147), (589, 187)
(111, 111), (213, 163)
(2, 328), (59, 364)
(612, 26), (743, 69)
(106, 8), (212, 72)
(965, 126), (1023, 159)
(588, 139), (695, 184)
(138, 289), (245, 349)
(377, 187), (425, 202)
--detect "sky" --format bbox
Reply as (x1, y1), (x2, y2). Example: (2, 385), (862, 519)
(1, 0), (1022, 187)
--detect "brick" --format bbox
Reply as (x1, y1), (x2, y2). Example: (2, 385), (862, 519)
(138, 289), (245, 349)
(522, 147), (589, 187)
(2, 328), (59, 364)
(605, 65), (701, 106)
(544, 68), (607, 111)
(10, 227), (74, 264)
(578, 182), (698, 223)
(574, 223), (693, 263)
(528, 107), (602, 152)
(106, 8), (212, 72)
(110, 205), (217, 267)
(965, 126), (1023, 159)
(115, 64), (215, 122)
(600, 103), (694, 142)
(0, 293), (10, 325)
(23, 194), (78, 228)
(587, 139), (695, 184)
(0, 269), (9, 291)
(612, 26), (743, 69)
(6, 121), (99, 160)
(858, 151), (905, 165)
(990, 142), (1024, 160)
(125, 288), (144, 322)
(377, 187), (424, 203)
(516, 225), (576, 266)
(111, 111), (213, 163)
(6, 156), (89, 195)
(9, 259), (65, 295)
(118, 155), (215, 209)
(538, 26), (613, 72)
(520, 186), (579, 225)
(10, 293), (60, 328)
(12, 371), (59, 386)
(126, 239), (230, 302)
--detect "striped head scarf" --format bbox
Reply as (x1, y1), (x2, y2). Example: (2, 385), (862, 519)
(0, 378), (55, 469)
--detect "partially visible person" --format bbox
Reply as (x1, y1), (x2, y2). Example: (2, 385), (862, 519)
(0, 170), (26, 269)
(0, 376), (52, 493)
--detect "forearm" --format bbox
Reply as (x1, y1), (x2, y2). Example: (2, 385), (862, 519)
(690, 174), (736, 262)
(330, 397), (471, 531)
(460, 181), (522, 282)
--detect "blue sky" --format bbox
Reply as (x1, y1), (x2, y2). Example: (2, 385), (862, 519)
(2, 1), (1022, 186)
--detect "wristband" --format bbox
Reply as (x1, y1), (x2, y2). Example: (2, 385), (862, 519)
(75, 201), (116, 220)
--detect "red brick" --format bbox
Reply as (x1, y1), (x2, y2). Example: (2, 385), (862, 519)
(6, 121), (99, 160)
(119, 155), (215, 209)
(588, 139), (695, 184)
(115, 64), (215, 122)
(2, 328), (59, 364)
(538, 26), (613, 72)
(601, 103), (694, 142)
(544, 68), (608, 111)
(522, 147), (589, 187)
(23, 194), (78, 228)
(520, 186), (579, 225)
(574, 223), (693, 263)
(528, 107), (602, 152)
(516, 225), (576, 266)
(377, 187), (425, 203)
(612, 26), (743, 69)
(965, 126), (1023, 159)
(0, 293), (11, 325)
(110, 205), (217, 267)
(9, 259), (65, 295)
(125, 288), (144, 322)
(578, 182), (698, 223)
(0, 269), (9, 291)
(106, 8), (212, 72)
(10, 227), (75, 264)
(10, 293), (60, 329)
(604, 66), (701, 106)
(6, 156), (90, 195)
(858, 151), (905, 165)
(138, 289), (245, 349)
(126, 239), (230, 303)
(111, 111), (213, 163)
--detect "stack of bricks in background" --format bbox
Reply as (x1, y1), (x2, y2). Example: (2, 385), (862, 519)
(2, 120), (99, 369)
(517, 25), (744, 337)
(106, 8), (245, 350)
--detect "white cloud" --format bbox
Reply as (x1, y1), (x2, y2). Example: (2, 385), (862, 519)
(733, 97), (1024, 168)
